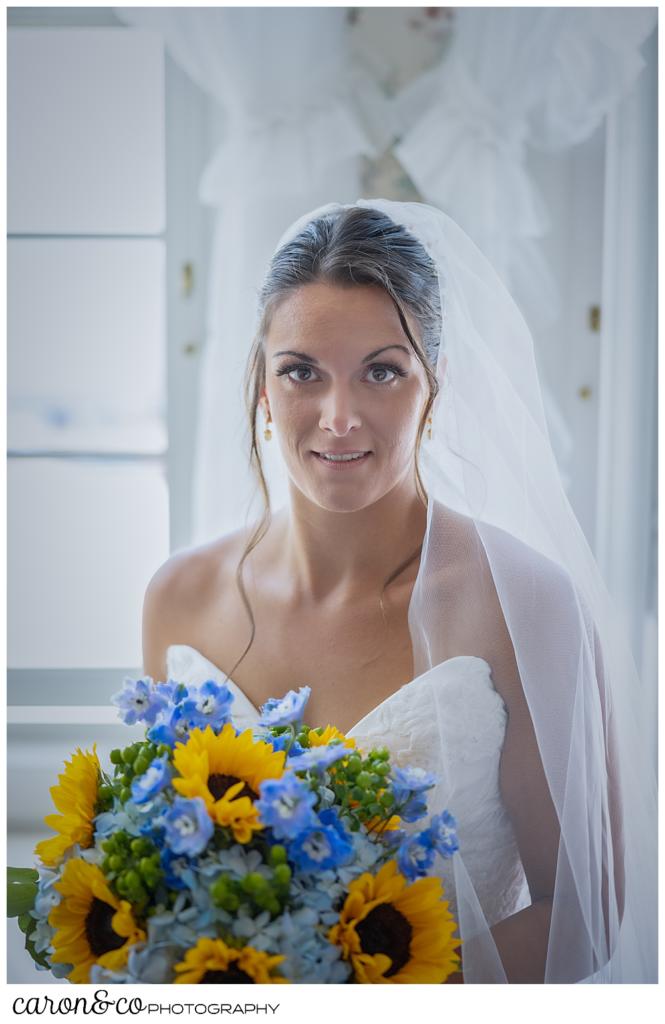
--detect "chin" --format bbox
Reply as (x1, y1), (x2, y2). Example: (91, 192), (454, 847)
(299, 479), (388, 515)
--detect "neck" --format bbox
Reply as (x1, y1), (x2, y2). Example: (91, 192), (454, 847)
(276, 469), (428, 609)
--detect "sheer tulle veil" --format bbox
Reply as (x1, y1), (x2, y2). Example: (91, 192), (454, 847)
(253, 198), (657, 983)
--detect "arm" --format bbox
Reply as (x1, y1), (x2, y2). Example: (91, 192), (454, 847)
(477, 591), (623, 983)
(142, 548), (203, 684)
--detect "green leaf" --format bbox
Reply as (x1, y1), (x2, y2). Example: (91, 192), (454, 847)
(7, 867), (39, 884)
(7, 868), (38, 918)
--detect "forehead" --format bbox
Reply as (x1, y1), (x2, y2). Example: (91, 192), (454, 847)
(265, 282), (417, 350)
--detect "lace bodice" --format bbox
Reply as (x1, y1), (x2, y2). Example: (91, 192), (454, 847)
(165, 644), (531, 928)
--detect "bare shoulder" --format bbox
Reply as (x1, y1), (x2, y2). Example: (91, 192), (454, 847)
(141, 523), (260, 682)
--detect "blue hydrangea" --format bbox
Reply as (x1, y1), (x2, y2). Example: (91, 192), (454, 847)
(259, 686), (312, 728)
(111, 677), (166, 726)
(424, 810), (459, 858)
(163, 797), (213, 857)
(289, 743), (348, 773)
(265, 907), (351, 983)
(288, 809), (354, 872)
(131, 754), (172, 804)
(197, 842), (270, 883)
(396, 832), (436, 881)
(180, 680), (234, 731)
(255, 773), (318, 840)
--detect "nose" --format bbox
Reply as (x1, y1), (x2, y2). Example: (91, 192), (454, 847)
(318, 385), (362, 436)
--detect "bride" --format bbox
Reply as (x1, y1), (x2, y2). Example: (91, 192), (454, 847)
(142, 199), (656, 984)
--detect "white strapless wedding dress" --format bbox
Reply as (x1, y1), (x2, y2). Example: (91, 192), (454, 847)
(166, 644), (531, 929)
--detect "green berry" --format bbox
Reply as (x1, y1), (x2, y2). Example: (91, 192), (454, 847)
(121, 747), (136, 765)
(109, 855), (124, 872)
(221, 892), (240, 912)
(356, 771), (372, 788)
(120, 787), (132, 803)
(269, 845), (287, 866)
(379, 791), (395, 807)
(273, 864), (291, 886)
(110, 749), (123, 765)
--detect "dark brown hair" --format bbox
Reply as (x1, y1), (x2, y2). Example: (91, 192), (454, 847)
(226, 205), (442, 683)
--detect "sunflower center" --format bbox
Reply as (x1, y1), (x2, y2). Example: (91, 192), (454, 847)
(355, 902), (413, 978)
(208, 773), (258, 802)
(201, 965), (255, 984)
(85, 898), (126, 957)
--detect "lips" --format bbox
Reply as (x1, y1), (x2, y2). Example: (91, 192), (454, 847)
(311, 451), (372, 469)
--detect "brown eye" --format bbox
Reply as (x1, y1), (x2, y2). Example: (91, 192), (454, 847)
(275, 363), (319, 384)
(289, 367), (314, 383)
(365, 363), (408, 384)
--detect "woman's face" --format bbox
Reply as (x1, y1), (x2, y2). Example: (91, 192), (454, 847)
(262, 281), (430, 513)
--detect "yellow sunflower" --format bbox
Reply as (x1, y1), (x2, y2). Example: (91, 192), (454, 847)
(35, 746), (100, 868)
(173, 937), (289, 984)
(172, 724), (286, 843)
(49, 858), (145, 984)
(328, 859), (461, 984)
(307, 725), (356, 750)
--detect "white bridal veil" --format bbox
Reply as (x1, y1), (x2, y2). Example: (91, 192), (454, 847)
(248, 198), (657, 983)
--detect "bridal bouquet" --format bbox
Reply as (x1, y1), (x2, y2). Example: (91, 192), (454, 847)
(8, 675), (461, 984)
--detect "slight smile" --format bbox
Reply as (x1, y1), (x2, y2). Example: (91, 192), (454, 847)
(311, 450), (373, 469)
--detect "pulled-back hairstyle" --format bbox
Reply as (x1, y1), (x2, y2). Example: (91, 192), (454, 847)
(226, 205), (442, 683)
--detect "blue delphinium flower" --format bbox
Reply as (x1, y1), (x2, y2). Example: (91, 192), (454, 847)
(396, 832), (436, 881)
(396, 791), (429, 824)
(424, 809), (459, 858)
(131, 754), (172, 804)
(390, 764), (437, 823)
(391, 765), (438, 794)
(255, 773), (317, 840)
(111, 677), (166, 725)
(289, 742), (348, 773)
(154, 679), (189, 704)
(259, 686), (311, 728)
(159, 848), (191, 892)
(163, 796), (213, 857)
(288, 809), (354, 872)
(266, 732), (306, 757)
(180, 680), (234, 731)
(148, 701), (194, 747)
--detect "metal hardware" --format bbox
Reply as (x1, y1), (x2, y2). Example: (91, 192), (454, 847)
(589, 305), (601, 332)
(181, 262), (194, 298)
(578, 386), (593, 401)
(182, 341), (199, 357)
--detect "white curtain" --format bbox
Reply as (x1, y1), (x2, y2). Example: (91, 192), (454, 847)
(390, 6), (656, 334)
(115, 7), (376, 544)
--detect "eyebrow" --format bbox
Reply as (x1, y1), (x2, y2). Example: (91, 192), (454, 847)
(272, 344), (411, 364)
